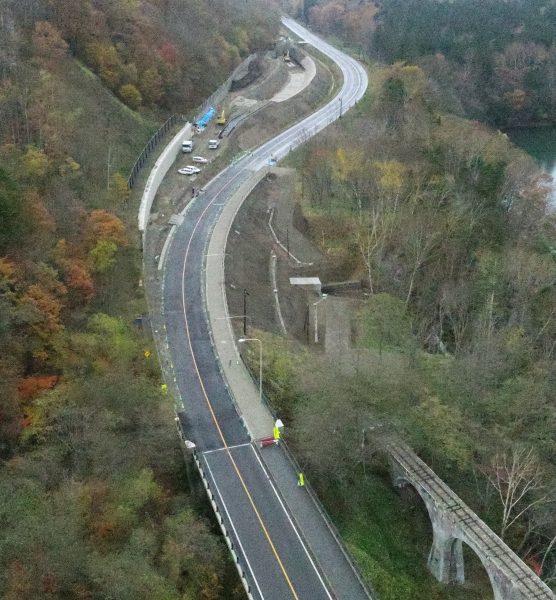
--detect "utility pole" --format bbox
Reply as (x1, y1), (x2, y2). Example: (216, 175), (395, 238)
(286, 227), (290, 260)
(243, 288), (249, 336)
(339, 96), (343, 119)
(106, 145), (112, 190)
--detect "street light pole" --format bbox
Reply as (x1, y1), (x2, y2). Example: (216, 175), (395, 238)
(238, 338), (262, 402)
(243, 289), (249, 336)
(361, 426), (375, 480)
(312, 294), (328, 344)
(215, 315), (252, 323)
(339, 96), (343, 119)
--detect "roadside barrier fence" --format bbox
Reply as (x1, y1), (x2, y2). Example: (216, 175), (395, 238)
(127, 114), (185, 189)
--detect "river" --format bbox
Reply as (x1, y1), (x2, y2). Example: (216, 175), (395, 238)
(508, 126), (556, 206)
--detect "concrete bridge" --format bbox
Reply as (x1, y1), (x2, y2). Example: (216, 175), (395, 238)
(387, 444), (555, 600)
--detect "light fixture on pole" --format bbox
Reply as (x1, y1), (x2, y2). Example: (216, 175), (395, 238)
(238, 338), (262, 402)
(312, 294), (328, 344)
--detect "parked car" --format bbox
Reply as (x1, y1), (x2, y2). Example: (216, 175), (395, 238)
(192, 156), (208, 164)
(208, 139), (220, 149)
(178, 166), (200, 175)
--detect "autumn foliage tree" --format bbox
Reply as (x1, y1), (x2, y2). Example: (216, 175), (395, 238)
(32, 21), (68, 68)
(0, 2), (269, 597)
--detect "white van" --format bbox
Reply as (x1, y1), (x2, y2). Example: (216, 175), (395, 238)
(182, 140), (193, 153)
(208, 139), (219, 150)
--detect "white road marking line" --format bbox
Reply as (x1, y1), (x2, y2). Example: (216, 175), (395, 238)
(202, 442), (252, 455)
(158, 224), (177, 271)
(204, 457), (266, 600)
(249, 445), (335, 600)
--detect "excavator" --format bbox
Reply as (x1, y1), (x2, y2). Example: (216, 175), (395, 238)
(216, 109), (226, 126)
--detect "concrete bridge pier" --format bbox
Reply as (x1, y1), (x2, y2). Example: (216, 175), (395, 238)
(387, 452), (549, 600)
(428, 525), (464, 584)
(388, 457), (464, 583)
(486, 561), (525, 600)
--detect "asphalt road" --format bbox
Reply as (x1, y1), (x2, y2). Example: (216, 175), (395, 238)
(163, 17), (369, 600)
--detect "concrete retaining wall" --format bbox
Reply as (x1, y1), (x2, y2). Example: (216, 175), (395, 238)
(138, 122), (192, 234)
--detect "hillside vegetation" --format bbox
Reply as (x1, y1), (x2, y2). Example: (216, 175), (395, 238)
(0, 1), (278, 598)
(294, 0), (556, 126)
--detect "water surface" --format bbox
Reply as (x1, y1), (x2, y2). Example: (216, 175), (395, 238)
(508, 127), (556, 206)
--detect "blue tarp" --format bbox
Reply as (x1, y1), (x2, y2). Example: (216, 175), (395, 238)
(197, 107), (216, 128)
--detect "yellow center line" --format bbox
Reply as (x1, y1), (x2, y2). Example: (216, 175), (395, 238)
(179, 178), (300, 600)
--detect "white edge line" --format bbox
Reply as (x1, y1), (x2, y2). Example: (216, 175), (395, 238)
(249, 445), (334, 600)
(204, 456), (266, 600)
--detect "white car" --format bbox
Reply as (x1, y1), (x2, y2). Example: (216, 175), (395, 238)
(208, 139), (220, 149)
(177, 166), (201, 175)
(192, 156), (208, 164)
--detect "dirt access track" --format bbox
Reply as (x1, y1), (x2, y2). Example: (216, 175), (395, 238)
(224, 167), (366, 353)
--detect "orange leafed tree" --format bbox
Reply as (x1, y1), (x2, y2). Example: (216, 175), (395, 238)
(17, 375), (59, 402)
(64, 259), (94, 303)
(21, 283), (66, 339)
(23, 190), (55, 233)
(0, 257), (16, 281)
(84, 210), (127, 249)
(53, 240), (95, 303)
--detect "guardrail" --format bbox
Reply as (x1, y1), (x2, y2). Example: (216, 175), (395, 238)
(191, 448), (256, 600)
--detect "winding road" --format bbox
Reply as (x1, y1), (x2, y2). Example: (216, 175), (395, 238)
(162, 17), (369, 600)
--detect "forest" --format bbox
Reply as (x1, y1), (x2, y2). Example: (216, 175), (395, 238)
(0, 0), (277, 598)
(301, 0), (556, 126)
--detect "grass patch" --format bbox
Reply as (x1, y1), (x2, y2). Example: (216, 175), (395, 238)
(47, 59), (158, 207)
